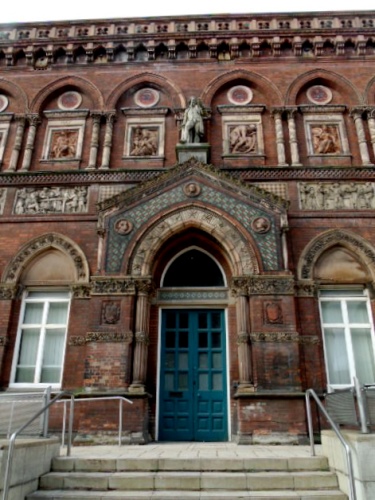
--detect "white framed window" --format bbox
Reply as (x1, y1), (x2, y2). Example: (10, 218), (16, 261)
(319, 289), (375, 391)
(10, 290), (71, 388)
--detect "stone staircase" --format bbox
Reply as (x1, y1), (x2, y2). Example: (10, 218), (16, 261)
(27, 453), (347, 499)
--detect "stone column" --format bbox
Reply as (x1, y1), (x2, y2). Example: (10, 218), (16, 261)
(233, 280), (253, 393)
(87, 112), (102, 170)
(9, 115), (26, 171)
(121, 294), (136, 390)
(100, 111), (116, 170)
(366, 108), (375, 160)
(129, 280), (153, 393)
(351, 108), (373, 166)
(281, 213), (289, 271)
(286, 108), (302, 166)
(271, 108), (288, 166)
(20, 114), (40, 171)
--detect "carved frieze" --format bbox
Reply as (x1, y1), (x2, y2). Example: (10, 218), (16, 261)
(250, 332), (320, 344)
(0, 284), (20, 300)
(295, 281), (316, 297)
(71, 284), (91, 299)
(231, 276), (295, 295)
(299, 182), (375, 210)
(13, 186), (88, 215)
(91, 278), (136, 295)
(69, 331), (133, 346)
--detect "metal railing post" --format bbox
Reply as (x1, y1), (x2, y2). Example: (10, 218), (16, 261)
(305, 388), (357, 500)
(1, 391), (68, 500)
(119, 399), (123, 446)
(42, 386), (51, 438)
(67, 395), (74, 457)
(353, 377), (370, 434)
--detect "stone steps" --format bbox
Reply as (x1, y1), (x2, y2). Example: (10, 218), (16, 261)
(27, 455), (348, 500)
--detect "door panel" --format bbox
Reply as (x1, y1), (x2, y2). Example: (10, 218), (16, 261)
(159, 309), (227, 441)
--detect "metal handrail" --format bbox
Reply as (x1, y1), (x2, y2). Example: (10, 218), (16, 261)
(305, 388), (356, 500)
(1, 390), (74, 500)
(57, 395), (133, 450)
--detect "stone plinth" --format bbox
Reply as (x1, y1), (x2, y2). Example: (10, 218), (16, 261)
(176, 143), (210, 164)
(321, 429), (375, 500)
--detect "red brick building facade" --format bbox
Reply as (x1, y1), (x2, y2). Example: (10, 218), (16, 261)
(0, 11), (375, 443)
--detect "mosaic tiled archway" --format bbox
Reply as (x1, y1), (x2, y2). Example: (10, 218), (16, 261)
(127, 205), (260, 277)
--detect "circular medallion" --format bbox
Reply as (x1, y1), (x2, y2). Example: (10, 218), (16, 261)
(115, 219), (133, 235)
(227, 85), (253, 105)
(306, 85), (332, 105)
(0, 94), (9, 112)
(134, 88), (160, 108)
(183, 182), (201, 197)
(57, 91), (82, 110)
(251, 216), (271, 234)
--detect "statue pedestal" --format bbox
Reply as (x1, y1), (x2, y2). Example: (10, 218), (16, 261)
(176, 143), (210, 164)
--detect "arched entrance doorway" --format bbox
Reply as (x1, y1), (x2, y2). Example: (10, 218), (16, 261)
(157, 247), (229, 441)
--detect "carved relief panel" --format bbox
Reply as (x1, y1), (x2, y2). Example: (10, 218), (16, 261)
(302, 108), (350, 157)
(123, 117), (165, 158)
(42, 111), (88, 163)
(299, 182), (375, 210)
(218, 106), (265, 161)
(13, 186), (88, 214)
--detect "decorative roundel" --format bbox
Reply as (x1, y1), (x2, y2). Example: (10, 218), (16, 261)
(227, 85), (253, 105)
(115, 219), (133, 235)
(57, 91), (82, 110)
(134, 88), (160, 108)
(251, 216), (271, 234)
(0, 94), (9, 112)
(306, 85), (332, 105)
(183, 182), (201, 197)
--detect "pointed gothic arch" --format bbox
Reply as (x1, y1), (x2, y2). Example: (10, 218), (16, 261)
(298, 229), (375, 281)
(2, 233), (90, 284)
(124, 205), (261, 277)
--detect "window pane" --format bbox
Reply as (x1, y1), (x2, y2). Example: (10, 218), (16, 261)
(164, 373), (174, 391)
(15, 367), (35, 383)
(324, 327), (351, 384)
(166, 331), (175, 348)
(178, 373), (188, 390)
(41, 367), (61, 383)
(47, 303), (68, 324)
(179, 353), (188, 370)
(211, 312), (221, 329)
(347, 302), (369, 324)
(198, 314), (207, 329)
(199, 353), (208, 369)
(179, 331), (189, 348)
(18, 329), (39, 365)
(179, 313), (189, 329)
(23, 303), (44, 324)
(212, 332), (221, 348)
(165, 353), (174, 368)
(212, 373), (223, 390)
(199, 332), (208, 348)
(321, 302), (343, 323)
(43, 329), (65, 366)
(212, 352), (222, 369)
(199, 373), (209, 390)
(351, 328), (375, 385)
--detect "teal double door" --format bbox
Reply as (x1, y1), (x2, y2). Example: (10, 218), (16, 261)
(159, 309), (228, 441)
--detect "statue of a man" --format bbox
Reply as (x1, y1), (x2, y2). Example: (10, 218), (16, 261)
(180, 97), (204, 144)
